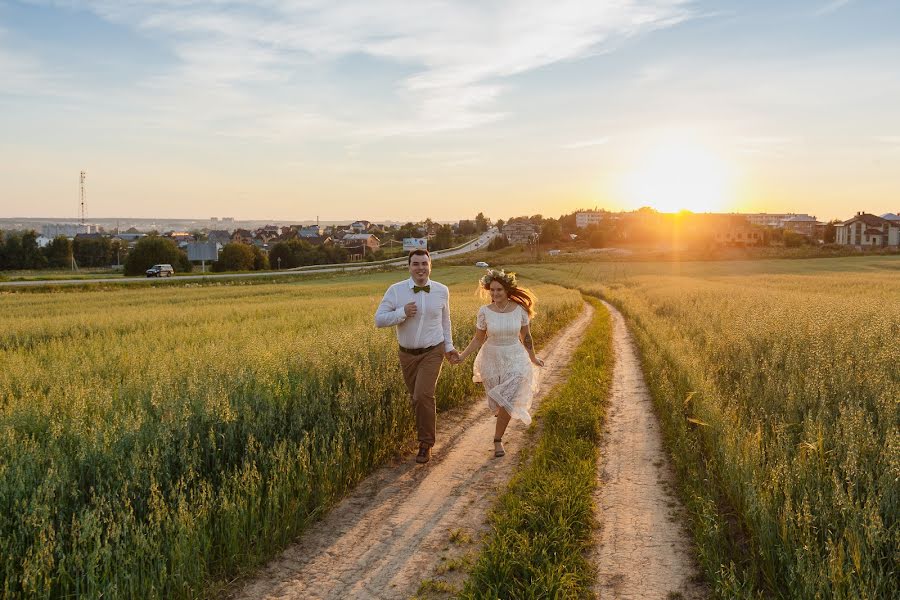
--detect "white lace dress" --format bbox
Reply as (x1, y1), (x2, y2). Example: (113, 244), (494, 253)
(472, 304), (536, 425)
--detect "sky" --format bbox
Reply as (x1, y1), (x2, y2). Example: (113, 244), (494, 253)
(1, 0), (898, 223)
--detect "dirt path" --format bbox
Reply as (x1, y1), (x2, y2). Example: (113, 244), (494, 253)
(591, 301), (706, 599)
(234, 302), (594, 600)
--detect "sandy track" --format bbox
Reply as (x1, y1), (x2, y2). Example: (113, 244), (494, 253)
(591, 301), (706, 599)
(233, 302), (594, 600)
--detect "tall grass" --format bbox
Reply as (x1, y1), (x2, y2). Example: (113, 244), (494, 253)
(0, 267), (582, 598)
(461, 297), (612, 599)
(524, 256), (899, 599)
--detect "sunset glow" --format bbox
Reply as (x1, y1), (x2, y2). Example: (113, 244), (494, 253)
(620, 134), (735, 214)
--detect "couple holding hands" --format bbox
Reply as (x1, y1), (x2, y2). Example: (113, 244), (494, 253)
(374, 249), (543, 464)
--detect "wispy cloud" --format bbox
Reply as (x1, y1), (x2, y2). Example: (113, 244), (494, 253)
(563, 137), (611, 149)
(814, 0), (853, 17)
(24, 0), (696, 139)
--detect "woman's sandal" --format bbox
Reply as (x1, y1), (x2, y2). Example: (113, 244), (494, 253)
(493, 438), (505, 457)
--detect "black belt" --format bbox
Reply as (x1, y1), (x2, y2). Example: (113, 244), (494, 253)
(399, 343), (442, 355)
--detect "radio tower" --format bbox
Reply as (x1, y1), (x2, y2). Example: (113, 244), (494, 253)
(79, 171), (87, 226)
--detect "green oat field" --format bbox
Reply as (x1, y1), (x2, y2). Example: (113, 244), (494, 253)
(524, 255), (899, 599)
(0, 267), (582, 599)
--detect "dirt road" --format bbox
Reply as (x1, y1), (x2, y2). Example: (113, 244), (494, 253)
(591, 301), (706, 599)
(234, 302), (594, 600)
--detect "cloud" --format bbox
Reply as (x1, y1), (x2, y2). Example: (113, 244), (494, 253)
(28, 1), (696, 138)
(814, 0), (853, 17)
(563, 137), (611, 149)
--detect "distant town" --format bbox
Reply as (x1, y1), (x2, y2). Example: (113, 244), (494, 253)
(0, 208), (898, 274)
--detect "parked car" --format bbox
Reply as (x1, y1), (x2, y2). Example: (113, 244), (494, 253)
(475, 261), (489, 268)
(146, 264), (174, 277)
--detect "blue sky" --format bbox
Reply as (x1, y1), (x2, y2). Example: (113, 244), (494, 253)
(1, 0), (898, 222)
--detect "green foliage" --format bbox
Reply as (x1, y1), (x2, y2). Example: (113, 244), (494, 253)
(214, 242), (256, 271)
(525, 257), (899, 599)
(123, 236), (189, 275)
(268, 239), (349, 269)
(475, 212), (490, 233)
(462, 297), (613, 599)
(783, 230), (809, 247)
(487, 235), (509, 252)
(0, 230), (47, 270)
(539, 219), (562, 244)
(44, 236), (73, 268)
(73, 236), (113, 267)
(0, 269), (582, 598)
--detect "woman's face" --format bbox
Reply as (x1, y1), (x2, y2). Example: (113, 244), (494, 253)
(489, 281), (508, 303)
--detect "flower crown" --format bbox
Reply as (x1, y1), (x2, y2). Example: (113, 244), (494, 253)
(480, 268), (517, 289)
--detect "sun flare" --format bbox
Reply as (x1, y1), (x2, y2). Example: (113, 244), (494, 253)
(620, 135), (734, 213)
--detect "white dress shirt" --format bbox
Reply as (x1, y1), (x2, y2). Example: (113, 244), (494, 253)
(374, 278), (455, 352)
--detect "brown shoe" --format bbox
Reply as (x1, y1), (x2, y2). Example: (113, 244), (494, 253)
(416, 444), (432, 464)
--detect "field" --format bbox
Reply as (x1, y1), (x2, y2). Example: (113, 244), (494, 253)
(0, 267), (582, 598)
(523, 256), (899, 598)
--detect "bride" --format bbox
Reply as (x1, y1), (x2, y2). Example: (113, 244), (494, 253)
(458, 269), (544, 457)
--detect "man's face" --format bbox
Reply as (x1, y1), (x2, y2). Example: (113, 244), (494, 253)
(409, 254), (431, 284)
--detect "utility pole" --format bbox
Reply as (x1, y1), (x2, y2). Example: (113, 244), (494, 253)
(79, 171), (87, 228)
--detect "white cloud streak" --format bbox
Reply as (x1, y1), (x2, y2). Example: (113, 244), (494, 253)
(19, 0), (695, 139)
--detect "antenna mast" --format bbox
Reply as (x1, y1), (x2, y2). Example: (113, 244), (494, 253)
(79, 171), (87, 226)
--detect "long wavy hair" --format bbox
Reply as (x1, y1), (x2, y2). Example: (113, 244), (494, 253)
(481, 274), (536, 318)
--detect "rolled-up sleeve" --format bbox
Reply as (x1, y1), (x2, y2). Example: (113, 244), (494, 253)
(441, 290), (454, 352)
(375, 286), (406, 328)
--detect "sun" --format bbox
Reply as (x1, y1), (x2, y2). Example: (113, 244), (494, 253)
(620, 134), (734, 213)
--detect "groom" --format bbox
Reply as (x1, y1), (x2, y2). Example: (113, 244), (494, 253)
(375, 248), (459, 464)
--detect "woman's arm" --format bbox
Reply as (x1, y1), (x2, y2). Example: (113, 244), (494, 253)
(459, 327), (487, 361)
(520, 323), (544, 367)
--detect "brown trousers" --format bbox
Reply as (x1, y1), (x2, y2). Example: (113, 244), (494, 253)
(398, 345), (444, 447)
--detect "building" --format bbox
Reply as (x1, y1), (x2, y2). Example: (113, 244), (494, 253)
(782, 214), (821, 237)
(340, 233), (380, 252)
(298, 225), (324, 238)
(41, 223), (96, 238)
(575, 211), (606, 229)
(502, 221), (539, 244)
(207, 230), (231, 245)
(743, 213), (817, 229)
(350, 220), (371, 232)
(835, 213), (900, 247)
(710, 216), (763, 246)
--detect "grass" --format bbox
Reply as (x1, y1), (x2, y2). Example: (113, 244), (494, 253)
(460, 296), (613, 599)
(523, 255), (899, 599)
(0, 266), (582, 599)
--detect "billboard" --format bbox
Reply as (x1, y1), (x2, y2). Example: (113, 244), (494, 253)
(402, 238), (428, 252)
(187, 241), (219, 261)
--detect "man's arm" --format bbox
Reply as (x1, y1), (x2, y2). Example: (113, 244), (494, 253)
(374, 286), (407, 328)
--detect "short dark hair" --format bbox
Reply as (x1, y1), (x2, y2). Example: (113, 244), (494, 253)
(408, 248), (431, 264)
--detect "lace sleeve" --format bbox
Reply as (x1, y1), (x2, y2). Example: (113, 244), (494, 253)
(476, 306), (487, 331)
(520, 305), (530, 327)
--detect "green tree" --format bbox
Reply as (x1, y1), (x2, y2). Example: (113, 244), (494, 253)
(123, 236), (189, 276)
(539, 219), (562, 244)
(588, 228), (606, 248)
(251, 245), (268, 270)
(475, 212), (489, 233)
(44, 236), (73, 268)
(431, 225), (453, 250)
(823, 219), (840, 244)
(784, 231), (809, 248)
(213, 243), (257, 272)
(73, 236), (113, 267)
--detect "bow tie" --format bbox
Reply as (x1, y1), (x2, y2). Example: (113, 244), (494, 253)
(413, 285), (431, 293)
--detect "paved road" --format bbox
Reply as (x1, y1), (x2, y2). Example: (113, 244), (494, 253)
(0, 229), (498, 288)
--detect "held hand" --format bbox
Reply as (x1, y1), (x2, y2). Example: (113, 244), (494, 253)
(444, 350), (460, 365)
(404, 301), (417, 317)
(531, 356), (545, 367)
